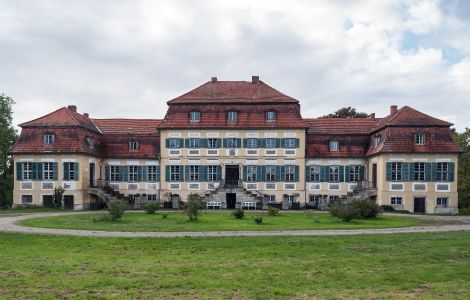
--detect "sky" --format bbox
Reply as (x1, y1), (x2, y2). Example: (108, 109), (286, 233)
(1, 0), (469, 130)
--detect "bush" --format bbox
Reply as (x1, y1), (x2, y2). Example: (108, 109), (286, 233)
(267, 206), (280, 216)
(92, 213), (110, 222)
(349, 200), (381, 218)
(185, 194), (203, 221)
(232, 208), (245, 219)
(53, 187), (64, 209)
(161, 213), (168, 219)
(108, 201), (126, 222)
(380, 205), (395, 212)
(329, 205), (357, 222)
(460, 207), (470, 215)
(143, 201), (159, 214)
(253, 215), (263, 224)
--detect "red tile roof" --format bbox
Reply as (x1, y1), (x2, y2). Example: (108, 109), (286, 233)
(92, 119), (162, 135)
(100, 135), (160, 159)
(168, 80), (298, 104)
(306, 134), (370, 158)
(306, 118), (380, 135)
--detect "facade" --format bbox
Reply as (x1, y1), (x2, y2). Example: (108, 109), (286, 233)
(10, 76), (462, 213)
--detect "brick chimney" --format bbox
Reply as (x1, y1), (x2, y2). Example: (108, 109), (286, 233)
(390, 105), (398, 115)
(252, 76), (259, 83)
(211, 77), (217, 83)
(83, 113), (89, 118)
(68, 105), (77, 112)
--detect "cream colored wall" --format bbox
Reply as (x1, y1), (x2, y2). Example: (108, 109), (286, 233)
(368, 153), (459, 213)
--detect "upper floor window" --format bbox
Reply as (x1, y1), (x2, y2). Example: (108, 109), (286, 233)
(329, 166), (339, 182)
(43, 133), (55, 145)
(22, 162), (33, 180)
(129, 166), (138, 182)
(436, 162), (449, 181)
(147, 166), (158, 182)
(169, 165), (181, 182)
(86, 136), (94, 147)
(329, 140), (339, 151)
(285, 138), (297, 148)
(226, 138), (240, 148)
(129, 141), (139, 151)
(188, 138), (200, 148)
(246, 138), (258, 148)
(247, 165), (257, 182)
(266, 110), (276, 121)
(413, 162), (425, 181)
(207, 138), (218, 148)
(415, 132), (425, 145)
(265, 138), (277, 148)
(391, 162), (402, 181)
(374, 134), (381, 147)
(208, 165), (218, 181)
(43, 162), (54, 181)
(349, 165), (360, 182)
(309, 166), (320, 182)
(109, 165), (120, 182)
(169, 138), (182, 149)
(227, 111), (237, 121)
(190, 111), (200, 122)
(189, 165), (199, 181)
(266, 165), (277, 182)
(285, 165), (295, 182)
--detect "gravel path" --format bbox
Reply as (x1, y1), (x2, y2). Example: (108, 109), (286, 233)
(1, 212), (470, 238)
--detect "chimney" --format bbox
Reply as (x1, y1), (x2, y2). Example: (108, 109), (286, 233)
(370, 113), (375, 118)
(252, 75), (259, 83)
(211, 77), (217, 83)
(390, 105), (398, 115)
(83, 113), (89, 118)
(68, 105), (77, 112)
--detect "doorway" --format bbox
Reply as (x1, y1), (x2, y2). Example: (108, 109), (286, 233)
(226, 193), (236, 209)
(89, 163), (95, 187)
(414, 197), (426, 213)
(372, 163), (377, 188)
(64, 195), (74, 210)
(225, 165), (239, 187)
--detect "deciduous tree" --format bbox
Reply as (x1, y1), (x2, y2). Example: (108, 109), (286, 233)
(452, 128), (470, 208)
(321, 107), (371, 118)
(0, 93), (17, 208)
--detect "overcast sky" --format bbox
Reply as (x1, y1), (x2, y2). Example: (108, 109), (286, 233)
(1, 0), (469, 130)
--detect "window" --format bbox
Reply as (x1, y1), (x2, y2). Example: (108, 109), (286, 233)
(246, 138), (258, 148)
(309, 195), (320, 204)
(329, 166), (339, 182)
(437, 162), (448, 181)
(147, 194), (157, 201)
(169, 138), (181, 149)
(391, 162), (402, 181)
(309, 166), (320, 182)
(329, 195), (339, 204)
(391, 196), (403, 205)
(148, 166), (157, 182)
(86, 136), (94, 147)
(43, 162), (54, 181)
(169, 165), (181, 182)
(129, 166), (138, 182)
(267, 195), (276, 203)
(329, 140), (339, 151)
(265, 138), (276, 148)
(413, 162), (425, 181)
(415, 132), (425, 145)
(129, 141), (139, 151)
(188, 138), (200, 148)
(22, 162), (33, 180)
(227, 111), (237, 121)
(266, 110), (276, 121)
(43, 133), (55, 145)
(208, 165), (217, 181)
(64, 162), (78, 180)
(286, 195), (295, 203)
(285, 138), (297, 148)
(188, 165), (198, 181)
(374, 134), (381, 147)
(436, 197), (448, 207)
(247, 165), (257, 182)
(190, 111), (200, 122)
(207, 138), (218, 148)
(266, 166), (277, 182)
(285, 165), (295, 182)
(226, 138), (239, 148)
(349, 165), (360, 182)
(110, 165), (120, 181)
(21, 195), (33, 204)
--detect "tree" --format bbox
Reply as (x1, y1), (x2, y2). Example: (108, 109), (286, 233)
(53, 187), (65, 209)
(321, 107), (371, 118)
(0, 93), (18, 208)
(452, 128), (470, 209)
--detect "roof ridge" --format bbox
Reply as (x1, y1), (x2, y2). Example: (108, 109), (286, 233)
(64, 107), (81, 127)
(19, 106), (68, 127)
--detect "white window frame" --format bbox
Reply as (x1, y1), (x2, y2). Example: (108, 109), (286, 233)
(21, 195), (33, 204)
(413, 162), (425, 182)
(43, 133), (55, 145)
(329, 140), (339, 151)
(227, 111), (237, 121)
(189, 165), (199, 182)
(169, 165), (181, 182)
(169, 138), (181, 149)
(129, 141), (139, 151)
(147, 165), (157, 182)
(190, 111), (200, 122)
(285, 138), (296, 148)
(266, 165), (276, 182)
(285, 165), (295, 182)
(207, 138), (218, 148)
(43, 162), (54, 181)
(208, 165), (217, 182)
(391, 196), (403, 205)
(436, 162), (449, 181)
(128, 165), (138, 182)
(415, 132), (425, 145)
(329, 166), (339, 182)
(391, 162), (402, 181)
(188, 138), (200, 148)
(309, 166), (320, 182)
(247, 165), (257, 182)
(22, 162), (33, 180)
(266, 195), (276, 203)
(246, 138), (258, 148)
(265, 138), (276, 148)
(349, 165), (360, 182)
(266, 110), (276, 121)
(436, 197), (448, 207)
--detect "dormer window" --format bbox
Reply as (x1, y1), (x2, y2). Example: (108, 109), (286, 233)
(415, 132), (425, 145)
(86, 136), (94, 147)
(129, 141), (139, 151)
(189, 111), (200, 122)
(43, 133), (55, 145)
(227, 111), (237, 121)
(266, 110), (276, 121)
(329, 139), (339, 151)
(374, 134), (382, 147)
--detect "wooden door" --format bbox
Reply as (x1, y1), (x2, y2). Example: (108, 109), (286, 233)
(64, 195), (74, 210)
(414, 197), (426, 213)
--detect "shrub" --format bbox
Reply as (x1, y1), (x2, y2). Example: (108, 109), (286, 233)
(53, 187), (64, 209)
(161, 213), (168, 219)
(349, 200), (381, 218)
(92, 213), (110, 222)
(267, 206), (280, 216)
(185, 194), (203, 221)
(329, 205), (357, 222)
(253, 215), (263, 224)
(460, 207), (470, 215)
(143, 201), (159, 214)
(380, 205), (395, 212)
(108, 201), (126, 222)
(232, 208), (245, 219)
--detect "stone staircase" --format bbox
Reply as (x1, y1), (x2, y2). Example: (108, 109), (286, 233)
(202, 180), (264, 209)
(348, 181), (377, 201)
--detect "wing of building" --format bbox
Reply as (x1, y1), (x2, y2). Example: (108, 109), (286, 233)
(10, 76), (462, 213)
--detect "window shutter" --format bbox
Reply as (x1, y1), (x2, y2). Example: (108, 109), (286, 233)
(32, 163), (38, 180)
(280, 138), (286, 148)
(359, 165), (365, 182)
(165, 139), (170, 148)
(425, 163), (432, 182)
(200, 166), (207, 182)
(223, 138), (228, 148)
(184, 165), (189, 182)
(275, 139), (281, 148)
(339, 166), (345, 182)
(157, 166), (160, 181)
(294, 166), (299, 182)
(236, 138), (242, 148)
(386, 162), (391, 181)
(276, 166), (282, 182)
(259, 138), (266, 148)
(243, 139), (248, 148)
(305, 166), (311, 182)
(105, 165), (110, 181)
(294, 138), (300, 148)
(345, 166), (351, 182)
(215, 138), (221, 148)
(448, 162), (455, 182)
(120, 166), (128, 182)
(53, 163), (58, 180)
(242, 165), (247, 181)
(257, 166), (264, 182)
(184, 139), (190, 148)
(142, 166), (148, 182)
(320, 166), (327, 182)
(280, 166), (285, 182)
(137, 166), (143, 182)
(200, 138), (207, 148)
(165, 166), (170, 182)
(402, 163), (411, 181)
(16, 162), (22, 180)
(216, 165), (222, 180)
(74, 163), (79, 180)
(431, 163), (438, 181)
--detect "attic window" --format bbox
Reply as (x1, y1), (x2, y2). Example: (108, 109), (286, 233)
(227, 111), (237, 121)
(374, 134), (382, 147)
(329, 140), (339, 152)
(43, 133), (55, 145)
(86, 136), (94, 147)
(415, 132), (425, 145)
(266, 110), (276, 121)
(189, 111), (200, 122)
(129, 141), (139, 151)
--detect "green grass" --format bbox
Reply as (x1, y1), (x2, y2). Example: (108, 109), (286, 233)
(0, 207), (61, 215)
(0, 232), (469, 299)
(21, 211), (427, 232)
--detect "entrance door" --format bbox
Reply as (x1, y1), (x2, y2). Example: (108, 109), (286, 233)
(226, 193), (236, 209)
(42, 195), (53, 207)
(372, 164), (377, 188)
(89, 163), (95, 187)
(64, 195), (74, 210)
(414, 197), (426, 213)
(225, 165), (239, 187)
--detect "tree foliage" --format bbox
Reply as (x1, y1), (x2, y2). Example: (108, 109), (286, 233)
(321, 107), (371, 118)
(0, 93), (17, 208)
(452, 128), (470, 208)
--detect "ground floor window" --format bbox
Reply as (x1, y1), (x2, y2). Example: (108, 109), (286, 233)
(129, 165), (138, 182)
(328, 195), (339, 204)
(208, 165), (217, 181)
(169, 165), (181, 182)
(147, 194), (157, 201)
(309, 195), (321, 204)
(21, 195), (33, 204)
(110, 165), (120, 182)
(391, 196), (403, 205)
(286, 195), (295, 203)
(436, 197), (448, 207)
(266, 195), (276, 203)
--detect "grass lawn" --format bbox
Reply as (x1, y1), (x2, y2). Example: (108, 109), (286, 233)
(20, 211), (428, 232)
(0, 232), (469, 299)
(0, 207), (62, 215)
